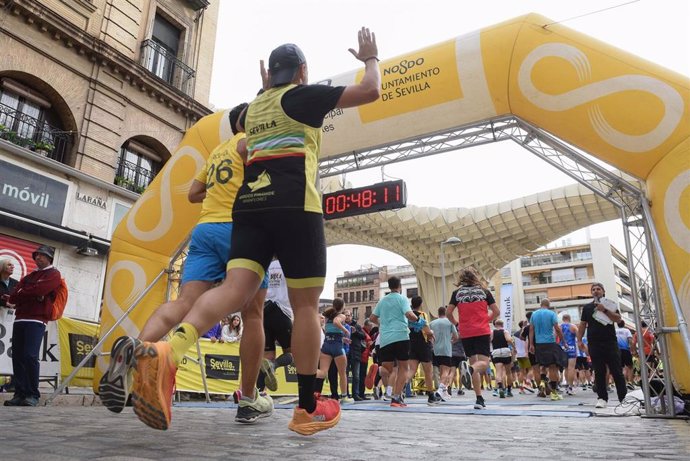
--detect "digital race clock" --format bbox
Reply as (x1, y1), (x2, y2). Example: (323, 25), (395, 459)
(322, 179), (407, 220)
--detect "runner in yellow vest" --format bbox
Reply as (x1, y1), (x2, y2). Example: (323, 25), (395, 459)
(129, 28), (381, 435)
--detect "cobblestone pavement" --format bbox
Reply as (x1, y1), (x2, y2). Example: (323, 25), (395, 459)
(1, 391), (689, 460)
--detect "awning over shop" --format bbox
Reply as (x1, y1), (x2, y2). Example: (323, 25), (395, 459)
(0, 209), (110, 255)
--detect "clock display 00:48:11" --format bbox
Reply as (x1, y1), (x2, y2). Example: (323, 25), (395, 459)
(322, 180), (407, 220)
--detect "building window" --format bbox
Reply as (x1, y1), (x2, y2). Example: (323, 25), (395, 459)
(352, 307), (358, 321)
(538, 272), (552, 284)
(575, 267), (588, 280)
(140, 13), (195, 94)
(109, 202), (131, 238)
(356, 291), (361, 302)
(0, 79), (69, 162)
(574, 250), (592, 261)
(150, 14), (180, 83)
(343, 292), (348, 303)
(115, 141), (161, 193)
(365, 306), (372, 319)
(552, 268), (575, 283)
(368, 289), (374, 301)
(406, 288), (418, 298)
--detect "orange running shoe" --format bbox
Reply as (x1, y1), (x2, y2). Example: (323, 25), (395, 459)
(131, 341), (176, 430)
(364, 363), (379, 390)
(288, 398), (341, 435)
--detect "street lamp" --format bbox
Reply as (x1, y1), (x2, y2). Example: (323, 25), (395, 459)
(440, 236), (462, 308)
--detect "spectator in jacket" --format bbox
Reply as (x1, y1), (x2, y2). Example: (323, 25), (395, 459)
(0, 259), (19, 307)
(5, 245), (62, 407)
(348, 317), (366, 400)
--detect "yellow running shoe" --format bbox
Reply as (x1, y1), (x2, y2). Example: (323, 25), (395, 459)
(260, 358), (278, 392)
(288, 398), (341, 436)
(131, 341), (176, 430)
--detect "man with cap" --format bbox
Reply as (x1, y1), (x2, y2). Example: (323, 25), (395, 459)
(4, 245), (62, 407)
(130, 27), (381, 436)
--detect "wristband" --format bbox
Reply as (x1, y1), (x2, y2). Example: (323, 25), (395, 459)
(364, 56), (380, 63)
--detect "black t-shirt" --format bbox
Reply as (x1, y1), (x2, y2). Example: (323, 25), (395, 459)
(448, 288), (495, 306)
(281, 85), (346, 127)
(581, 302), (618, 343)
(239, 84), (345, 129)
(408, 310), (429, 344)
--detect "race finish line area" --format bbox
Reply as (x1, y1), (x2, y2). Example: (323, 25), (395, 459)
(175, 394), (598, 418)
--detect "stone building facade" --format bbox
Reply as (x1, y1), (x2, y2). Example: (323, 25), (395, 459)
(0, 0), (218, 321)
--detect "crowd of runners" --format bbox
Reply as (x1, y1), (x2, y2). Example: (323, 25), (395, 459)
(95, 27), (646, 437)
(357, 273), (643, 411)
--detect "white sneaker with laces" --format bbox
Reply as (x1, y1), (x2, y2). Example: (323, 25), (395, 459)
(595, 399), (607, 408)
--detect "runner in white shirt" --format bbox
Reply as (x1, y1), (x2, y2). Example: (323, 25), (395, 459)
(257, 259), (294, 392)
(513, 321), (532, 394)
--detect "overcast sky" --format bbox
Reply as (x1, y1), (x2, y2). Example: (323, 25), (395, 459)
(208, 0), (690, 298)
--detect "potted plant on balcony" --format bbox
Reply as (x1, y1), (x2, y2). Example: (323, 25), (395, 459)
(33, 140), (55, 157)
(0, 125), (18, 143)
(114, 175), (135, 190)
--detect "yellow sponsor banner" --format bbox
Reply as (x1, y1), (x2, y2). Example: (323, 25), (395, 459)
(505, 14), (689, 180)
(175, 340), (299, 395)
(57, 317), (99, 388)
(646, 138), (690, 394)
(96, 110), (226, 389)
(357, 40), (462, 123)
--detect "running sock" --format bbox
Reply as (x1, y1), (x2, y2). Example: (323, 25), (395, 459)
(498, 382), (504, 389)
(257, 370), (266, 391)
(314, 377), (325, 394)
(241, 392), (257, 402)
(385, 385), (393, 397)
(169, 323), (199, 365)
(540, 374), (548, 385)
(297, 374), (317, 413)
(549, 381), (558, 392)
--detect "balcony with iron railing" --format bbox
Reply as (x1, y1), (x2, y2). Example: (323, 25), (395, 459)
(115, 158), (157, 194)
(140, 39), (196, 96)
(0, 103), (70, 162)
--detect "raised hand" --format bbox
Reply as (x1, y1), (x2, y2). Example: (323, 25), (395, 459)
(260, 59), (269, 90)
(348, 27), (378, 63)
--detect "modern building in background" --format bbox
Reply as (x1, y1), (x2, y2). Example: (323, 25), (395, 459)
(334, 264), (418, 324)
(0, 0), (218, 321)
(335, 235), (635, 328)
(496, 236), (635, 326)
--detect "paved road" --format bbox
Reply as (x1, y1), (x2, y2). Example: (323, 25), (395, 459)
(2, 391), (689, 460)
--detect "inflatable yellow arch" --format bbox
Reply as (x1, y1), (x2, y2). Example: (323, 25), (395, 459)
(97, 13), (690, 393)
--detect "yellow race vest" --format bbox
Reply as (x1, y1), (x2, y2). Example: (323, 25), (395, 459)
(237, 85), (323, 213)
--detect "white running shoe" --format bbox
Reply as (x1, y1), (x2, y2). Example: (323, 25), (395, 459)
(595, 399), (607, 408)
